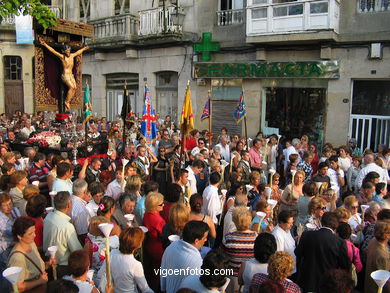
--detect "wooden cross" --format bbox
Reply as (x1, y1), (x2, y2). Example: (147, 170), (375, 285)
(194, 32), (221, 61)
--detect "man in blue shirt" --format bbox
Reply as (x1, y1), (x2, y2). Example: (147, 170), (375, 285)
(160, 221), (209, 293)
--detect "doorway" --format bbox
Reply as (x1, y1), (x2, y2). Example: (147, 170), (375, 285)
(265, 87), (326, 146)
(3, 56), (24, 116)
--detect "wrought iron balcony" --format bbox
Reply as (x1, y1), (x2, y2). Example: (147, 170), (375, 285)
(246, 0), (340, 37)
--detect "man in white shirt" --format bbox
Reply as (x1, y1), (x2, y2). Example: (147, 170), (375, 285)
(271, 210), (296, 272)
(186, 159), (205, 195)
(355, 153), (390, 190)
(160, 221), (209, 293)
(202, 172), (224, 224)
(71, 179), (91, 244)
(284, 138), (301, 170)
(52, 162), (73, 194)
(43, 191), (82, 277)
(105, 169), (124, 201)
(327, 155), (345, 196)
(216, 135), (230, 162)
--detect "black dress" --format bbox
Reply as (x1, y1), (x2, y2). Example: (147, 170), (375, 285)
(153, 155), (169, 196)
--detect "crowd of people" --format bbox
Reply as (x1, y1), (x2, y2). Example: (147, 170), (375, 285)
(0, 110), (388, 293)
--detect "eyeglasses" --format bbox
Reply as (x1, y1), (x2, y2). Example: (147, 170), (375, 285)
(317, 207), (327, 211)
(351, 205), (359, 209)
(199, 142), (204, 145)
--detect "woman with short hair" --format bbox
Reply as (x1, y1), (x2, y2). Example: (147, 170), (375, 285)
(364, 221), (390, 293)
(9, 170), (28, 215)
(0, 193), (20, 254)
(303, 197), (327, 231)
(98, 227), (152, 292)
(249, 251), (300, 293)
(161, 203), (189, 249)
(8, 216), (56, 292)
(143, 192), (166, 291)
(224, 207), (257, 291)
(25, 194), (47, 250)
(63, 249), (99, 293)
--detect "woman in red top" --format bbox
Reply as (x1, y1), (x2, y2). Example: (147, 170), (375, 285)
(143, 192), (166, 292)
(185, 129), (200, 152)
(309, 143), (319, 175)
(25, 194), (47, 250)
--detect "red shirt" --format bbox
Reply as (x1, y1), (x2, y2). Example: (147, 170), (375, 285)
(185, 137), (197, 151)
(143, 211), (166, 262)
(28, 216), (43, 247)
(160, 202), (175, 223)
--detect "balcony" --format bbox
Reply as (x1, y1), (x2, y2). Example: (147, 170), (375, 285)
(138, 6), (185, 43)
(216, 9), (245, 26)
(87, 13), (138, 47)
(246, 0), (340, 42)
(358, 0), (389, 12)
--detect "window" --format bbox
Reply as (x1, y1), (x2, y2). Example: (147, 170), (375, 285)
(4, 56), (22, 80)
(274, 4), (303, 16)
(310, 2), (328, 14)
(352, 80), (390, 116)
(252, 8), (267, 19)
(156, 71), (178, 122)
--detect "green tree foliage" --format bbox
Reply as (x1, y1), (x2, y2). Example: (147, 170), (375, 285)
(0, 0), (56, 29)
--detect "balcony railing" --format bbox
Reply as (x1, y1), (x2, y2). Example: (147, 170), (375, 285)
(88, 13), (138, 40)
(247, 0), (340, 36)
(216, 9), (245, 26)
(139, 6), (182, 36)
(358, 0), (389, 12)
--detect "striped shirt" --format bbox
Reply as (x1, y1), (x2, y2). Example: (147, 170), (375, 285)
(71, 195), (91, 235)
(249, 273), (301, 293)
(224, 231), (257, 276)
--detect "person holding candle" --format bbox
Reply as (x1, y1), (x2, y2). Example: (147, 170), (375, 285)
(250, 200), (273, 233)
(9, 170), (28, 216)
(303, 197), (328, 231)
(279, 169), (305, 220)
(8, 216), (56, 292)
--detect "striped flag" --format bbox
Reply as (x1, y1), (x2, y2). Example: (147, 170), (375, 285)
(233, 92), (247, 123)
(200, 98), (210, 120)
(141, 85), (158, 145)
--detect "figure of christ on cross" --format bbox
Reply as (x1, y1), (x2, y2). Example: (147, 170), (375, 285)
(38, 37), (89, 110)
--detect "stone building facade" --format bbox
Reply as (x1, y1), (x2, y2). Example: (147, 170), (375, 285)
(0, 0), (389, 150)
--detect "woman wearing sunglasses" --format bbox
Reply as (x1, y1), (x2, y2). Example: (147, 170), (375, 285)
(303, 197), (328, 231)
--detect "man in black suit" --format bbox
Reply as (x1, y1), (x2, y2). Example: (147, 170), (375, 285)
(295, 212), (351, 293)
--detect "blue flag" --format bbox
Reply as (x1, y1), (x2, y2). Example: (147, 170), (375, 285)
(233, 92), (247, 123)
(141, 86), (157, 145)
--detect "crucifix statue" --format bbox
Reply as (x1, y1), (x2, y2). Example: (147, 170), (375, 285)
(38, 37), (89, 110)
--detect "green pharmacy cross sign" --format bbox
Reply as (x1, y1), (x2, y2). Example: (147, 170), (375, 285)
(194, 32), (221, 61)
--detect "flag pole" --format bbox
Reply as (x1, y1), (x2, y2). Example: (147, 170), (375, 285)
(85, 81), (89, 150)
(208, 88), (213, 151)
(243, 90), (249, 150)
(122, 81), (128, 153)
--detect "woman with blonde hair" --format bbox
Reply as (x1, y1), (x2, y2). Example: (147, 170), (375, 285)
(143, 192), (166, 291)
(162, 203), (189, 249)
(249, 251), (300, 292)
(125, 175), (142, 202)
(9, 170), (28, 215)
(18, 184), (40, 217)
(335, 207), (351, 223)
(279, 169), (305, 219)
(303, 197), (327, 230)
(224, 206), (257, 291)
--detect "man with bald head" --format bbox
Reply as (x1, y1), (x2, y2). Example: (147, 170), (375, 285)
(355, 153), (389, 189)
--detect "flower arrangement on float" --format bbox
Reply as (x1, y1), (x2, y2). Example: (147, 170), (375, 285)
(27, 131), (62, 148)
